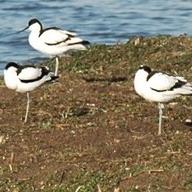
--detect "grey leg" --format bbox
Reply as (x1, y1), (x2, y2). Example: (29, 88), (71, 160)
(158, 103), (164, 135)
(24, 92), (30, 123)
(55, 56), (59, 76)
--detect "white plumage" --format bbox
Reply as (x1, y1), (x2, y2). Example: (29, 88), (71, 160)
(4, 62), (58, 122)
(22, 18), (90, 75)
(134, 65), (192, 135)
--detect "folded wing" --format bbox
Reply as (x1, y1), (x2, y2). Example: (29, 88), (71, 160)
(40, 28), (77, 45)
(147, 72), (187, 92)
(17, 66), (43, 81)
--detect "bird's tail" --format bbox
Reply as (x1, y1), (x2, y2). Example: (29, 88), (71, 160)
(81, 40), (90, 46)
(177, 83), (192, 95)
(49, 73), (59, 82)
(41, 66), (59, 82)
(67, 37), (90, 49)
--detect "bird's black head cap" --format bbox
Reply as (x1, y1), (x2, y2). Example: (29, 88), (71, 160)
(28, 18), (41, 27)
(5, 62), (19, 70)
(139, 65), (151, 73)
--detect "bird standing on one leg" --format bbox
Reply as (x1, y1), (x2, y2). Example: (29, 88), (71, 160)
(20, 18), (90, 75)
(134, 65), (192, 135)
(4, 62), (58, 122)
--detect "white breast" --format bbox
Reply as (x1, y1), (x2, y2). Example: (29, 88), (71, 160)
(4, 69), (18, 90)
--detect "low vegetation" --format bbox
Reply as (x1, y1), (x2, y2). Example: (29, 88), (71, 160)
(0, 35), (192, 191)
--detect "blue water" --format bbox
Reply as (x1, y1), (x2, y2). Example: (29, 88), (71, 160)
(1, 0), (192, 72)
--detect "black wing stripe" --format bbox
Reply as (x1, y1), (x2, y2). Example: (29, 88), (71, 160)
(45, 36), (71, 46)
(40, 27), (76, 38)
(67, 40), (90, 46)
(151, 88), (168, 92)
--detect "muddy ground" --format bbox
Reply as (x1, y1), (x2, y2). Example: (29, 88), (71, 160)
(1, 35), (192, 191)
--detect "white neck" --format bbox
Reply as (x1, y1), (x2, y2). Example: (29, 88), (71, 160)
(28, 23), (42, 35)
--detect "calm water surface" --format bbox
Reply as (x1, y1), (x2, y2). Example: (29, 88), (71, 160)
(1, 0), (192, 72)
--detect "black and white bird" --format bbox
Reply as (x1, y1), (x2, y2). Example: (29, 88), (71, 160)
(134, 65), (192, 135)
(20, 18), (90, 75)
(4, 62), (58, 123)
